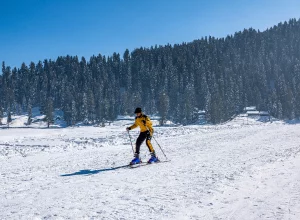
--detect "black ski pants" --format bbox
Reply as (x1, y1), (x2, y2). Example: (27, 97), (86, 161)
(135, 131), (154, 154)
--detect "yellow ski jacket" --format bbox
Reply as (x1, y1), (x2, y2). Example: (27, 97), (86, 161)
(128, 114), (154, 135)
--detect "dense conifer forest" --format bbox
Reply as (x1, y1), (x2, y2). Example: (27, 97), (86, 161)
(1, 19), (300, 125)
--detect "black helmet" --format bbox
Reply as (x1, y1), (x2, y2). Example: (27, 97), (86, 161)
(134, 107), (142, 113)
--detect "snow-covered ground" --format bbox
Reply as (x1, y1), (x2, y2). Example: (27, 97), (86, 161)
(1, 118), (300, 219)
(0, 107), (67, 128)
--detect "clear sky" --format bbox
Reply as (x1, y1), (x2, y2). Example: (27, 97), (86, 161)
(0, 0), (300, 68)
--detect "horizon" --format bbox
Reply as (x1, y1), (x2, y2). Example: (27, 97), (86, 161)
(1, 0), (300, 69)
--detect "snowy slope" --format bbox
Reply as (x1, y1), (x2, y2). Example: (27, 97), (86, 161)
(0, 107), (67, 128)
(1, 119), (300, 219)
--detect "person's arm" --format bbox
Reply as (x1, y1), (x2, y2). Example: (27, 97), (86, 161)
(127, 119), (138, 130)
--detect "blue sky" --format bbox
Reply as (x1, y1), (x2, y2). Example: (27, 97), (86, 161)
(0, 0), (300, 68)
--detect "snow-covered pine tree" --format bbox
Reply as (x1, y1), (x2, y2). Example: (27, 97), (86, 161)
(45, 98), (54, 128)
(27, 100), (32, 125)
(71, 100), (77, 126)
(158, 93), (169, 125)
(7, 109), (12, 127)
(81, 93), (88, 124)
(0, 106), (3, 125)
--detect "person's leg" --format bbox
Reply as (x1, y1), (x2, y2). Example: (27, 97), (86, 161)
(135, 132), (147, 154)
(131, 132), (147, 164)
(146, 133), (155, 153)
(146, 133), (159, 163)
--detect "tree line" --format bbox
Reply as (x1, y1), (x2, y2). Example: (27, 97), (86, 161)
(1, 18), (300, 126)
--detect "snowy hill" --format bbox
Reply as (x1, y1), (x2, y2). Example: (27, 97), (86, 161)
(1, 119), (300, 219)
(0, 107), (67, 128)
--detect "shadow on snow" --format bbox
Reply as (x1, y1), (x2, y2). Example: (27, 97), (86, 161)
(61, 164), (129, 177)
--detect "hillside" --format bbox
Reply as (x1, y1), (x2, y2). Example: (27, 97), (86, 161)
(1, 18), (300, 125)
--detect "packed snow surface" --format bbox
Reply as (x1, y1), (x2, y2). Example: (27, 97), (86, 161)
(1, 118), (300, 219)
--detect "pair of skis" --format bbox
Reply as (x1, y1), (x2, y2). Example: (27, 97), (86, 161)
(129, 160), (170, 169)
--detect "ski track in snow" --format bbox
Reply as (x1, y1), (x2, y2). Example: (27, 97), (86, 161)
(1, 120), (300, 220)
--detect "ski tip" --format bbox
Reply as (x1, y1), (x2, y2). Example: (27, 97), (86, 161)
(160, 160), (171, 163)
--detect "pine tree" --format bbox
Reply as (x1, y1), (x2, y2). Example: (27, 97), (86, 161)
(27, 101), (32, 125)
(44, 98), (54, 128)
(205, 91), (212, 123)
(71, 100), (77, 126)
(158, 93), (169, 125)
(0, 106), (3, 125)
(81, 93), (88, 124)
(7, 109), (12, 127)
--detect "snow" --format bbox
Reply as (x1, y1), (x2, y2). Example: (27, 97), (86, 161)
(244, 106), (257, 111)
(0, 108), (67, 128)
(246, 110), (260, 115)
(259, 111), (270, 115)
(1, 119), (300, 219)
(198, 110), (206, 115)
(116, 115), (135, 120)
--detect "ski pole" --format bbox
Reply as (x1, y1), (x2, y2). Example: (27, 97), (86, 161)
(146, 127), (169, 160)
(127, 130), (135, 155)
(152, 135), (168, 160)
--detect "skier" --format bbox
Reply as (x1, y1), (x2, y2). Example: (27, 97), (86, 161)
(126, 107), (159, 165)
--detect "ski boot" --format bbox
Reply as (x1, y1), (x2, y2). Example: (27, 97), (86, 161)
(148, 152), (159, 164)
(130, 153), (142, 165)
